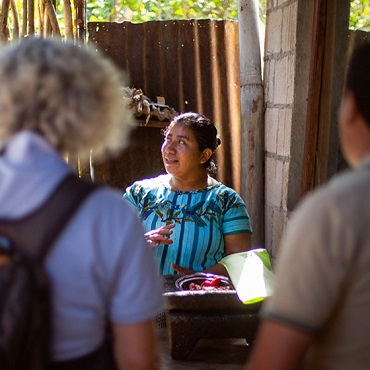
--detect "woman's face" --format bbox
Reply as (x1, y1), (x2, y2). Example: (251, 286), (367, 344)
(161, 122), (206, 178)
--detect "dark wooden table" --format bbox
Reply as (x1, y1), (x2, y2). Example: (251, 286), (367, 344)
(159, 275), (259, 368)
(158, 327), (252, 370)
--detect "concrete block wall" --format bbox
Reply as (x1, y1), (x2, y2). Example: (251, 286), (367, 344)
(263, 0), (312, 263)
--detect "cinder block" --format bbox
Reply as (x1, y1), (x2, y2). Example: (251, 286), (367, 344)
(265, 108), (279, 153)
(263, 203), (288, 262)
(264, 204), (274, 252)
(277, 108), (292, 156)
(277, 0), (292, 7)
(265, 8), (282, 55)
(265, 156), (284, 207)
(281, 161), (290, 211)
(265, 59), (276, 104)
(266, 0), (276, 11)
(274, 55), (295, 105)
(282, 2), (298, 52)
(271, 207), (289, 257)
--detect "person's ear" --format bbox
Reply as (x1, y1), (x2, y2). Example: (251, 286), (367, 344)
(200, 148), (213, 164)
(343, 92), (358, 126)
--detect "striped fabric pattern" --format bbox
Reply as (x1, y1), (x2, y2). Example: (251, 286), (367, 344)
(124, 175), (252, 275)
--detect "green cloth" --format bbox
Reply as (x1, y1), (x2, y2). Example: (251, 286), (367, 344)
(219, 248), (275, 304)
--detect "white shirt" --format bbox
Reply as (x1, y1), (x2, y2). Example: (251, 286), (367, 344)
(0, 132), (164, 360)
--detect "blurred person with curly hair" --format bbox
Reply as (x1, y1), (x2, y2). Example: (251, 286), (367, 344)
(0, 37), (163, 370)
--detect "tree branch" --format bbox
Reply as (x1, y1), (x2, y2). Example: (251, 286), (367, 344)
(0, 0), (11, 42)
(64, 0), (74, 40)
(43, 0), (61, 37)
(10, 0), (20, 39)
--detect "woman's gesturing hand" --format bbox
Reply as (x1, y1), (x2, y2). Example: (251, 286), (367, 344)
(144, 223), (175, 247)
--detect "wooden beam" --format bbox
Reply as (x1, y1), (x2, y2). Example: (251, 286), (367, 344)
(301, 0), (328, 196)
(75, 0), (85, 43)
(301, 0), (351, 196)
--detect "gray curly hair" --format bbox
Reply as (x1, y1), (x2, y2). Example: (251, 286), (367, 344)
(0, 37), (132, 161)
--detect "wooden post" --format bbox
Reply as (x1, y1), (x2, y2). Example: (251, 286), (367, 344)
(301, 0), (327, 197)
(238, 0), (265, 247)
(75, 0), (85, 43)
(301, 0), (351, 196)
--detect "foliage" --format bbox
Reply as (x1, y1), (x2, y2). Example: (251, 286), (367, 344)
(349, 0), (370, 31)
(3, 0), (369, 42)
(86, 0), (367, 31)
(87, 0), (265, 23)
(87, 0), (234, 23)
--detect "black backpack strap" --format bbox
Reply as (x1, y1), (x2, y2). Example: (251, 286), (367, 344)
(0, 174), (99, 261)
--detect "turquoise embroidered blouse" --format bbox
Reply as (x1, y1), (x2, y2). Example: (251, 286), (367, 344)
(123, 174), (252, 275)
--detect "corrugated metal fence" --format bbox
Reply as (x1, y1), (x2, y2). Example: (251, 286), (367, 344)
(88, 19), (241, 192)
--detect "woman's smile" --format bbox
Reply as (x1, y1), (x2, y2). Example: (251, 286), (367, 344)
(164, 156), (178, 164)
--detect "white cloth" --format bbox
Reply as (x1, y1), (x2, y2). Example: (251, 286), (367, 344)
(0, 132), (164, 361)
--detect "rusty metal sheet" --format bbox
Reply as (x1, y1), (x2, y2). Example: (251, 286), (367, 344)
(88, 20), (241, 192)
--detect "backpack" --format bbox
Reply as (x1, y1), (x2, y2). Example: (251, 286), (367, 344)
(0, 174), (97, 370)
